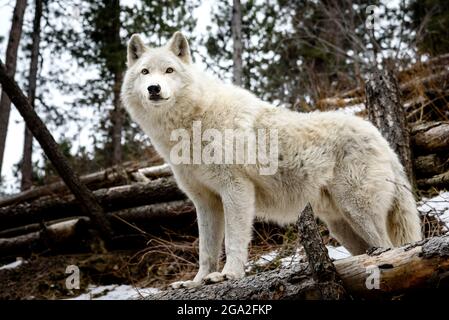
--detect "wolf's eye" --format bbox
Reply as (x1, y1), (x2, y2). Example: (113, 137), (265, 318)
(141, 68), (149, 75)
(166, 67), (174, 74)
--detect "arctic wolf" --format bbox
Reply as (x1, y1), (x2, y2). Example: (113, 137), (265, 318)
(121, 32), (422, 288)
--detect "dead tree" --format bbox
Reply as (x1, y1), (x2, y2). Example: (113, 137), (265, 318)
(0, 59), (114, 244)
(0, 0), (27, 173)
(231, 0), (243, 86)
(21, 0), (43, 191)
(297, 203), (347, 299)
(366, 67), (415, 186)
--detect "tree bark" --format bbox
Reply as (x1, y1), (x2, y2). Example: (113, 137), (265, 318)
(146, 235), (449, 300)
(366, 67), (415, 186)
(414, 153), (449, 177)
(0, 177), (185, 231)
(231, 0), (243, 86)
(417, 170), (449, 189)
(0, 217), (90, 257)
(411, 121), (449, 154)
(0, 0), (27, 175)
(111, 71), (124, 165)
(0, 59), (114, 243)
(110, 0), (124, 165)
(297, 203), (347, 299)
(21, 0), (43, 191)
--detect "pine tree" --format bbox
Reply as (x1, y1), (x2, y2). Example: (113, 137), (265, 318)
(46, 0), (198, 169)
(409, 0), (449, 56)
(21, 0), (44, 191)
(0, 0), (28, 177)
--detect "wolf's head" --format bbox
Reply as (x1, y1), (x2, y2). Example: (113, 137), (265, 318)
(122, 32), (194, 111)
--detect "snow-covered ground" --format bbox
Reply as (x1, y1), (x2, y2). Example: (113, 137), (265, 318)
(247, 245), (351, 272)
(66, 284), (160, 300)
(418, 191), (449, 232)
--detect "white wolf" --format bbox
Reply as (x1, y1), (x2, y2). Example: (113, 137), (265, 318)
(121, 32), (422, 288)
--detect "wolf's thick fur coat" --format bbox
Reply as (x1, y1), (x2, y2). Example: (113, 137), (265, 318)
(121, 32), (422, 288)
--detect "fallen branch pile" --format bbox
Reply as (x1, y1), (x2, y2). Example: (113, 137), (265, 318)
(0, 162), (198, 256)
(317, 55), (449, 191)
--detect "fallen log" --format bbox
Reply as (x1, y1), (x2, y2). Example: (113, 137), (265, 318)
(0, 200), (195, 239)
(0, 217), (90, 257)
(414, 153), (449, 177)
(412, 121), (449, 153)
(0, 162), (170, 208)
(146, 235), (449, 300)
(417, 170), (449, 189)
(0, 177), (185, 232)
(112, 200), (194, 223)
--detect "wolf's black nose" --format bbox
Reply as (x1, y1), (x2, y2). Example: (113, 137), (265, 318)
(147, 85), (161, 95)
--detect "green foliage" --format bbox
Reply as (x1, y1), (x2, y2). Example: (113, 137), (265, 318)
(409, 0), (449, 55)
(42, 0), (198, 173)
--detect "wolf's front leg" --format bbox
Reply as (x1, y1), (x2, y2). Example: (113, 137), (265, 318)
(203, 179), (255, 284)
(170, 192), (224, 289)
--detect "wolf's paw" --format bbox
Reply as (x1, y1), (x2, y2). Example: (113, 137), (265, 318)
(170, 280), (201, 289)
(203, 271), (241, 284)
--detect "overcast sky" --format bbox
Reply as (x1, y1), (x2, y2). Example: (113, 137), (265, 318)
(0, 0), (213, 193)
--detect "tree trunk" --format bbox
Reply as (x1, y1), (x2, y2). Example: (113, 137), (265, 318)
(231, 0), (243, 86)
(0, 0), (27, 175)
(297, 203), (347, 299)
(146, 235), (449, 300)
(110, 0), (124, 165)
(0, 59), (114, 244)
(0, 177), (185, 231)
(365, 67), (415, 186)
(111, 71), (124, 165)
(21, 0), (43, 191)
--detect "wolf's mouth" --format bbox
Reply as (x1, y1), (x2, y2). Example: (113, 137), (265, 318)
(149, 94), (169, 102)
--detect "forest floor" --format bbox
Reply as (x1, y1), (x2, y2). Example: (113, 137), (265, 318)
(0, 192), (447, 300)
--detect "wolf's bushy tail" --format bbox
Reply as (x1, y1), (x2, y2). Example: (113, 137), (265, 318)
(387, 171), (422, 246)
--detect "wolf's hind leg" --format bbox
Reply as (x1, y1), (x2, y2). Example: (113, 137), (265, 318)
(325, 218), (371, 255)
(313, 193), (370, 255)
(330, 183), (394, 251)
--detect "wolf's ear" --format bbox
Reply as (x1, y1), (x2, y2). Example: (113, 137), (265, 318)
(127, 34), (147, 66)
(168, 32), (192, 64)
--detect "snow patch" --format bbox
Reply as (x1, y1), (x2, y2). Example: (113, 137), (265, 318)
(67, 284), (160, 300)
(246, 245), (351, 271)
(0, 258), (24, 270)
(418, 191), (449, 231)
(327, 246), (351, 260)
